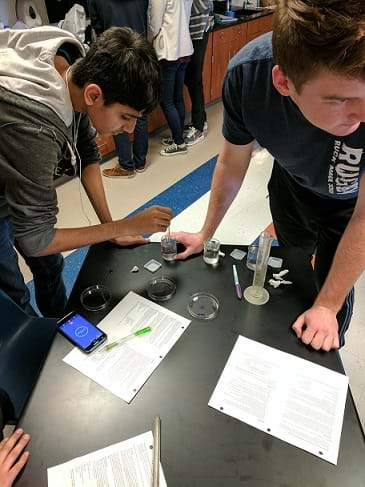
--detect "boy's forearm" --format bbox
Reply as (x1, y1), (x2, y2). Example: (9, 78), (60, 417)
(36, 222), (125, 256)
(81, 162), (113, 223)
(200, 140), (253, 238)
(315, 214), (365, 312)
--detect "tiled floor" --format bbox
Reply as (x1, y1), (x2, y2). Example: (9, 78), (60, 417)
(19, 101), (364, 431)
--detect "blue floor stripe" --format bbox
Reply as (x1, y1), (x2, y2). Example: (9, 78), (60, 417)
(28, 156), (218, 311)
(128, 155), (218, 217)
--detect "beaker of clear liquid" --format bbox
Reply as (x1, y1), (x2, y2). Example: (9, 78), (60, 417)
(244, 231), (274, 305)
(161, 235), (177, 261)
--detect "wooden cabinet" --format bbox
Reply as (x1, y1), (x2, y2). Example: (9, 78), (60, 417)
(211, 14), (273, 101)
(95, 134), (115, 157)
(210, 34), (232, 101)
(147, 105), (167, 134)
(231, 23), (248, 59)
(259, 13), (274, 33)
(247, 13), (274, 43)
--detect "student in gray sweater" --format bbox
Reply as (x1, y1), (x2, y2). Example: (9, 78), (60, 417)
(0, 26), (172, 317)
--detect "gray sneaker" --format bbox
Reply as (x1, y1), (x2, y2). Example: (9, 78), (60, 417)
(160, 143), (187, 156)
(184, 127), (205, 146)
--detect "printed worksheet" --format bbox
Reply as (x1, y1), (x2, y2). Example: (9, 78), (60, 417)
(64, 292), (191, 402)
(209, 335), (349, 464)
(47, 431), (167, 487)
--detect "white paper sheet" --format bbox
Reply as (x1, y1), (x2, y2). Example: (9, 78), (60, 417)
(63, 292), (191, 403)
(47, 431), (167, 487)
(208, 336), (349, 464)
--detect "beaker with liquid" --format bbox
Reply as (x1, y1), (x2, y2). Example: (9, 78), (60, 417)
(203, 238), (220, 265)
(161, 235), (177, 261)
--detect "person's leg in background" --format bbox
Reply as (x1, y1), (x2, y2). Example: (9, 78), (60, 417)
(0, 216), (36, 316)
(160, 60), (188, 156)
(132, 114), (149, 172)
(184, 32), (209, 146)
(173, 60), (189, 138)
(268, 161), (355, 346)
(17, 249), (67, 319)
(103, 133), (135, 178)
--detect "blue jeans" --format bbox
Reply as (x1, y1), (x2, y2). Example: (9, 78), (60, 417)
(160, 60), (188, 145)
(185, 33), (209, 132)
(113, 114), (148, 170)
(0, 216), (67, 318)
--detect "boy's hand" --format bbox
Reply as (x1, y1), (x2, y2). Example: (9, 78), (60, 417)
(123, 206), (173, 235)
(0, 429), (30, 487)
(173, 231), (205, 260)
(110, 235), (150, 247)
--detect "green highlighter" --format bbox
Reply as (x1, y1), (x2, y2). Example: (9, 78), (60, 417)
(100, 326), (152, 353)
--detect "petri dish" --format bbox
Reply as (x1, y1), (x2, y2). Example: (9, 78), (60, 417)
(80, 284), (111, 311)
(147, 277), (176, 301)
(187, 292), (219, 320)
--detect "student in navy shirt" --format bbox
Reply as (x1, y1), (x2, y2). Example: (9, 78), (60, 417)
(175, 0), (365, 352)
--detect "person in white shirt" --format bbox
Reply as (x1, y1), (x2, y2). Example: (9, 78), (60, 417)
(148, 0), (193, 156)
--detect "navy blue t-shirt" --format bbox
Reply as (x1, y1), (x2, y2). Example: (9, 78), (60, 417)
(222, 32), (365, 200)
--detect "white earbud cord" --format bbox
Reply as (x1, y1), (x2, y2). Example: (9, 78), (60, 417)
(65, 65), (91, 226)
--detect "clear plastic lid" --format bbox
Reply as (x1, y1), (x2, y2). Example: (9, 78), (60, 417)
(147, 277), (176, 301)
(80, 285), (111, 311)
(187, 292), (219, 320)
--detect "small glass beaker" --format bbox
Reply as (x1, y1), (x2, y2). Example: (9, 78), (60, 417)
(203, 238), (220, 265)
(161, 235), (177, 261)
(246, 244), (258, 270)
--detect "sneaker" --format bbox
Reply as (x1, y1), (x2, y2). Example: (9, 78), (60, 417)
(184, 122), (208, 136)
(162, 137), (174, 146)
(184, 127), (205, 146)
(183, 124), (193, 136)
(135, 162), (147, 173)
(102, 164), (135, 178)
(160, 143), (187, 156)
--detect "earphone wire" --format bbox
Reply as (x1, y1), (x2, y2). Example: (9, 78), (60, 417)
(66, 66), (91, 227)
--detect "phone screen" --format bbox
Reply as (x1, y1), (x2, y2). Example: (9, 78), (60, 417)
(58, 313), (106, 352)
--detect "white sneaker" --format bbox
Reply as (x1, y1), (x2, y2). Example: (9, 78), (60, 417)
(160, 143), (187, 156)
(183, 124), (193, 136)
(203, 121), (208, 133)
(184, 127), (205, 146)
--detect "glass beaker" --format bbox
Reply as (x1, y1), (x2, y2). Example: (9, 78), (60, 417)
(244, 231), (274, 305)
(161, 235), (177, 261)
(246, 244), (259, 270)
(203, 238), (220, 265)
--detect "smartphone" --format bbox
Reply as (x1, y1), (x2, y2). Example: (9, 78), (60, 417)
(57, 311), (107, 354)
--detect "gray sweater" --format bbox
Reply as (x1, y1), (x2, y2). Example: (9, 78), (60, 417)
(0, 27), (100, 256)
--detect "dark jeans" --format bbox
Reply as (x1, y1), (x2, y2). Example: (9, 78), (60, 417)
(185, 32), (209, 132)
(0, 216), (67, 318)
(160, 60), (188, 145)
(268, 161), (355, 346)
(113, 114), (148, 170)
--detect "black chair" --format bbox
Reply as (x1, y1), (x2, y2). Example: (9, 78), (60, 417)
(0, 290), (57, 423)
